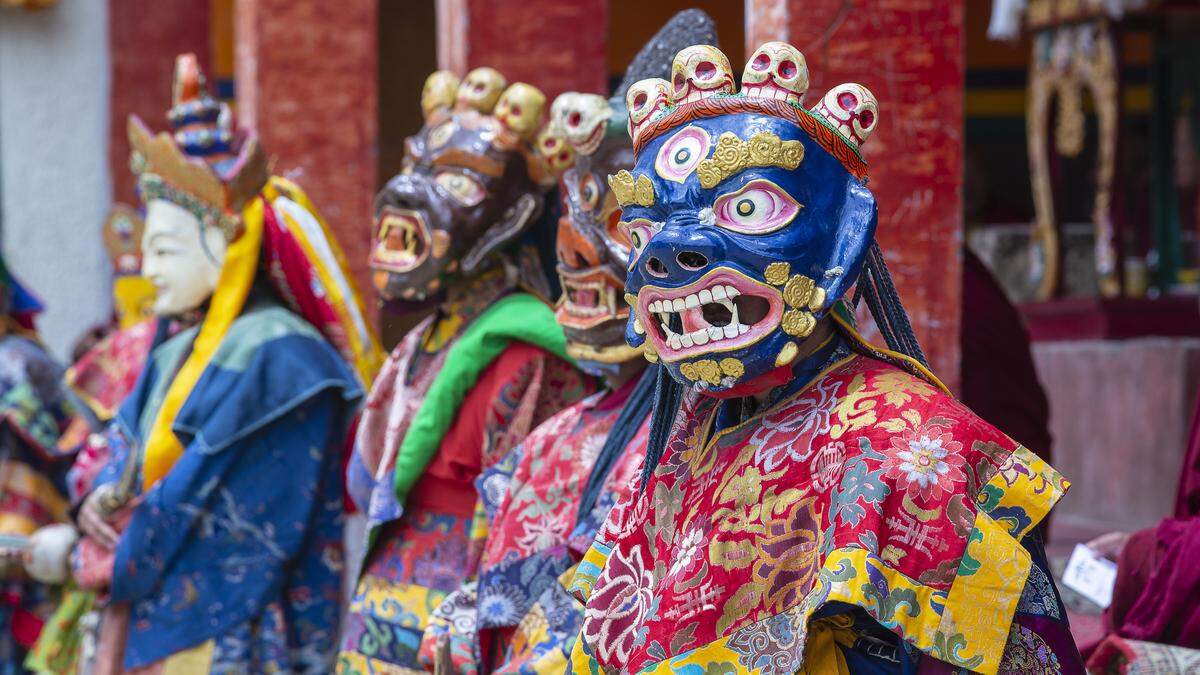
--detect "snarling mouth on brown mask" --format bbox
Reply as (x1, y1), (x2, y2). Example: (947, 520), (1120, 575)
(556, 266), (628, 329)
(370, 206), (431, 274)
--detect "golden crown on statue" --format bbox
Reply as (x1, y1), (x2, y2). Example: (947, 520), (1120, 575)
(128, 54), (270, 240)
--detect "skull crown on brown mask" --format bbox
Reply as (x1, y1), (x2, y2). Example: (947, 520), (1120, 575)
(369, 69), (570, 304)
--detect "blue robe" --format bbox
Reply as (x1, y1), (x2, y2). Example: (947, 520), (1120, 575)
(95, 301), (361, 671)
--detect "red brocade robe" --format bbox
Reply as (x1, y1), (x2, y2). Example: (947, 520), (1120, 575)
(339, 307), (591, 673)
(569, 352), (1082, 674)
(419, 378), (650, 673)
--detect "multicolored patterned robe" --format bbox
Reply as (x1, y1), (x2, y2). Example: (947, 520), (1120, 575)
(419, 377), (650, 673)
(568, 339), (1083, 674)
(0, 334), (68, 668)
(26, 318), (163, 675)
(92, 301), (361, 672)
(339, 280), (591, 673)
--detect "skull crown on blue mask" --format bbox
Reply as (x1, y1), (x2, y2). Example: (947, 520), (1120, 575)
(616, 42), (882, 396)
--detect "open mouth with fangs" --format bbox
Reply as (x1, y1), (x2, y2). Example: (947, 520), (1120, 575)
(638, 268), (784, 361)
(369, 207), (430, 274)
(556, 266), (628, 329)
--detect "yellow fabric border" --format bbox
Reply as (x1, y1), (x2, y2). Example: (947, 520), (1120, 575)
(268, 178), (384, 388)
(141, 183), (268, 490)
(566, 541), (610, 603)
(980, 444), (1070, 541)
(348, 576), (447, 630)
(831, 310), (949, 394)
(0, 460), (70, 526)
(0, 513), (39, 537)
(161, 639), (214, 675)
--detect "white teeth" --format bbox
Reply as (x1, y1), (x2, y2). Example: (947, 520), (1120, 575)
(650, 281), (761, 353)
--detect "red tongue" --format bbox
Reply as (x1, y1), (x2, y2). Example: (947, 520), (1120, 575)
(680, 306), (708, 333)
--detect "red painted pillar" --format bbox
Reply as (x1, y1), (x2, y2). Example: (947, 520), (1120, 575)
(747, 0), (966, 390)
(437, 0), (609, 100)
(234, 0), (379, 318)
(109, 0), (210, 207)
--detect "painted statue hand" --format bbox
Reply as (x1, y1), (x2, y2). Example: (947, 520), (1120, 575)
(25, 523), (79, 584)
(78, 485), (120, 551)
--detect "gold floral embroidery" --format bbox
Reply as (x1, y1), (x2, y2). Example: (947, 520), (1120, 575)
(825, 373), (878, 438)
(873, 370), (938, 408)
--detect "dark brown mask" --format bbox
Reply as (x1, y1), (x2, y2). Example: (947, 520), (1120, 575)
(369, 70), (559, 304)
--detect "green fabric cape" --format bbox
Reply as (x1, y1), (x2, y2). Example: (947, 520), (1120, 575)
(392, 292), (570, 503)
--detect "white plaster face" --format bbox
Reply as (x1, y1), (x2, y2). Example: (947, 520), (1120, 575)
(141, 199), (227, 316)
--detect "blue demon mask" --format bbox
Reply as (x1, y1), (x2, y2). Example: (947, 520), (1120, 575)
(617, 42), (881, 396)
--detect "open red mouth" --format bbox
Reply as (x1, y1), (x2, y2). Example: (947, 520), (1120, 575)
(369, 207), (430, 274)
(638, 268), (783, 362)
(576, 122), (606, 155)
(556, 266), (628, 329)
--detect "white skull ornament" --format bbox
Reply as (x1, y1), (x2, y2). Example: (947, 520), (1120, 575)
(742, 41), (809, 105)
(670, 45), (734, 104)
(535, 127), (576, 177)
(494, 83), (546, 139)
(812, 83), (878, 149)
(552, 92), (613, 155)
(625, 78), (671, 145)
(422, 71), (460, 120)
(456, 67), (507, 113)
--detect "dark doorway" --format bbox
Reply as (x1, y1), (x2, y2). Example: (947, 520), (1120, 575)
(607, 0), (745, 92)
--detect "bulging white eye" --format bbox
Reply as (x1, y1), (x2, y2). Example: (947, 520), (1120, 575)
(655, 126), (710, 183)
(620, 218), (661, 270)
(435, 171), (485, 206)
(712, 179), (801, 234)
(579, 174), (600, 210)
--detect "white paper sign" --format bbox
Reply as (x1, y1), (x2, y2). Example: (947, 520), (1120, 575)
(1061, 543), (1118, 609)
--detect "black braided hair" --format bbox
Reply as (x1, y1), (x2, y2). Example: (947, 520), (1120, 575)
(640, 364), (685, 491)
(575, 365), (659, 523)
(858, 240), (930, 367)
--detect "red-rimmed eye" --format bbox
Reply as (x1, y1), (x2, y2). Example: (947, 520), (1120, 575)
(712, 180), (801, 234)
(620, 218), (660, 269)
(655, 126), (710, 183)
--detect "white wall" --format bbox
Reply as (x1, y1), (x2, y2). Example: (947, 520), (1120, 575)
(0, 0), (111, 360)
